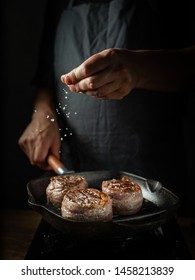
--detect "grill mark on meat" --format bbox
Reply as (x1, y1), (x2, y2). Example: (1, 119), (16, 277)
(105, 177), (141, 193)
(61, 188), (113, 222)
(102, 176), (143, 215)
(50, 175), (86, 188)
(46, 175), (88, 207)
(64, 188), (108, 209)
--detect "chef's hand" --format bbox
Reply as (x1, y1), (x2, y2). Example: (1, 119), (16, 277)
(61, 48), (138, 100)
(18, 110), (61, 170)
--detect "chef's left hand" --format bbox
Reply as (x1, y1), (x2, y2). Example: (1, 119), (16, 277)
(61, 48), (138, 100)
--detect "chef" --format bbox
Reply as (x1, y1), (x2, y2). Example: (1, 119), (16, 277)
(18, 0), (195, 213)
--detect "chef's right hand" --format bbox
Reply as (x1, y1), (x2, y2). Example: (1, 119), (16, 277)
(61, 48), (138, 100)
(18, 110), (61, 170)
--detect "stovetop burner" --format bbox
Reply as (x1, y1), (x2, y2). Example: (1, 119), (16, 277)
(25, 218), (192, 260)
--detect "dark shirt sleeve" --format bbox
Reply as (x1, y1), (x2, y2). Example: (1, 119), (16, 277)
(32, 0), (68, 90)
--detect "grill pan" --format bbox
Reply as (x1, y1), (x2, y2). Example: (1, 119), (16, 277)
(27, 169), (180, 239)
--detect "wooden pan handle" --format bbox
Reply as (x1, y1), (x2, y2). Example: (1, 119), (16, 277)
(47, 154), (71, 175)
(47, 154), (64, 171)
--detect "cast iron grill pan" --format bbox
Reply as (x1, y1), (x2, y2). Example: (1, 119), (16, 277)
(27, 170), (180, 239)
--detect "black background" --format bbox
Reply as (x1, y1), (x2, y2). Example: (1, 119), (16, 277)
(1, 0), (195, 216)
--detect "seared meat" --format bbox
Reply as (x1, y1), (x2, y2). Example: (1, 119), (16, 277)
(61, 188), (113, 222)
(102, 176), (143, 215)
(46, 175), (88, 207)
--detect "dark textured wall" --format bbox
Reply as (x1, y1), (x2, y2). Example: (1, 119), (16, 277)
(2, 0), (195, 216)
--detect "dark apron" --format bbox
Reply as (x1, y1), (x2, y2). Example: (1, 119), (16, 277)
(54, 0), (185, 198)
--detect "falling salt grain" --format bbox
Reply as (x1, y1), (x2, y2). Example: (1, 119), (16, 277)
(46, 115), (50, 119)
(56, 108), (60, 115)
(61, 137), (63, 141)
(34, 109), (37, 113)
(63, 89), (68, 94)
(66, 112), (71, 118)
(50, 118), (55, 122)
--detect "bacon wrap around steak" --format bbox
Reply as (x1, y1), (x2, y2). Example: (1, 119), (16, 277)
(46, 175), (88, 207)
(61, 188), (113, 222)
(102, 176), (143, 215)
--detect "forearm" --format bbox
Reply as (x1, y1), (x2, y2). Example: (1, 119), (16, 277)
(32, 88), (57, 119)
(19, 87), (61, 168)
(61, 46), (195, 100)
(130, 46), (195, 92)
